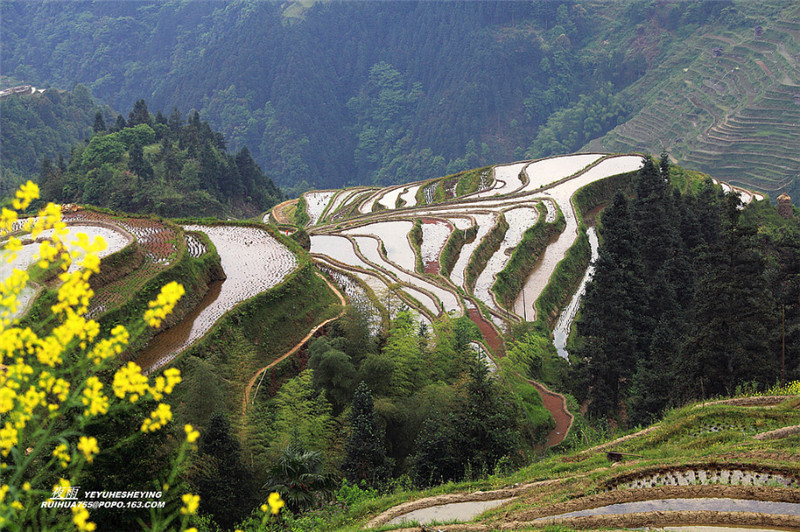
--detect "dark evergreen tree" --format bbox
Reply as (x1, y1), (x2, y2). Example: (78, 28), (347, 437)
(679, 216), (778, 399)
(127, 99), (152, 127)
(113, 114), (126, 132)
(195, 412), (257, 530)
(341, 382), (391, 487)
(93, 111), (106, 133)
(128, 142), (154, 181)
(575, 191), (648, 417)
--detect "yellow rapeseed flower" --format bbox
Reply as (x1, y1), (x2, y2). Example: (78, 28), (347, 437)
(77, 436), (100, 463)
(72, 505), (96, 532)
(267, 491), (285, 515)
(143, 281), (185, 328)
(112, 362), (148, 402)
(140, 403), (172, 433)
(52, 443), (71, 469)
(180, 493), (200, 515)
(81, 376), (109, 417)
(184, 424), (200, 443)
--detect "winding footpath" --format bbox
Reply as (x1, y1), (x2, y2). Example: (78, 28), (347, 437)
(241, 272), (347, 415)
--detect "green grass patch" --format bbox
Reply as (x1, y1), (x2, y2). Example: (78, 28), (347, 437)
(439, 222), (478, 277)
(493, 203), (565, 311)
(294, 195), (310, 227)
(464, 213), (508, 293)
(408, 218), (424, 273)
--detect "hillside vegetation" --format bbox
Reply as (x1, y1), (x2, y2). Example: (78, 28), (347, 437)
(1, 0), (758, 193)
(0, 85), (111, 197)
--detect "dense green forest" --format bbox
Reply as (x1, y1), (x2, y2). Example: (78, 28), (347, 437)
(0, 86), (111, 197)
(571, 158), (800, 425)
(1, 0), (737, 191)
(36, 99), (282, 218)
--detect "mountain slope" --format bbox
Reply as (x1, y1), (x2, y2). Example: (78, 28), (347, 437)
(585, 1), (800, 197)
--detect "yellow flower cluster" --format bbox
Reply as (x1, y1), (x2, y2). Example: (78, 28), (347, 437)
(86, 325), (128, 365)
(77, 436), (99, 463)
(184, 424), (200, 443)
(141, 403), (173, 433)
(52, 443), (70, 469)
(143, 281), (185, 328)
(81, 377), (109, 417)
(180, 493), (200, 515)
(1, 184), (195, 530)
(112, 362), (149, 402)
(149, 368), (182, 401)
(265, 492), (285, 515)
(72, 505), (96, 532)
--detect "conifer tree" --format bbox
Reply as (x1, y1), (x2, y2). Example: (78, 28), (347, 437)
(93, 111), (106, 133)
(195, 412), (257, 529)
(341, 382), (391, 487)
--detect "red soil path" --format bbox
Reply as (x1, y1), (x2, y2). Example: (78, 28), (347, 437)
(528, 380), (574, 448)
(241, 272), (346, 415)
(467, 307), (504, 356)
(465, 300), (573, 448)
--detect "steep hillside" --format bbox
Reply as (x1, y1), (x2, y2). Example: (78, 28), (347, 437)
(586, 1), (800, 196)
(0, 85), (111, 196)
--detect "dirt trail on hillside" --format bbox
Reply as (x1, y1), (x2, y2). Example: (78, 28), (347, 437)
(241, 272), (346, 414)
(528, 379), (573, 448)
(464, 301), (573, 448)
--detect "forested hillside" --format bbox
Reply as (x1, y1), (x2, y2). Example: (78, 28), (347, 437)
(1, 0), (748, 192)
(0, 85), (111, 197)
(37, 99), (282, 218)
(571, 158), (800, 425)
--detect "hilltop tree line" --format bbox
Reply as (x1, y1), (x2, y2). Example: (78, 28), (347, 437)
(2, 0), (735, 190)
(37, 99), (282, 218)
(572, 157), (800, 425)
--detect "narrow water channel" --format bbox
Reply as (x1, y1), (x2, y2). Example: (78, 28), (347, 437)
(387, 497), (515, 526)
(552, 226), (599, 360)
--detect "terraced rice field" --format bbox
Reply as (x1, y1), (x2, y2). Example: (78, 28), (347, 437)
(184, 232), (207, 258)
(588, 4), (800, 193)
(521, 153), (604, 192)
(473, 162), (527, 198)
(317, 265), (382, 334)
(303, 190), (337, 226)
(139, 225), (298, 371)
(61, 212), (182, 317)
(473, 206), (539, 313)
(420, 219), (452, 273)
(344, 221), (416, 272)
(300, 152), (759, 354)
(3, 223), (131, 320)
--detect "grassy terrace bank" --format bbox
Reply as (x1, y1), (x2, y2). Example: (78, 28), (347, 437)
(464, 213), (508, 293)
(533, 170), (640, 329)
(493, 202), (565, 314)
